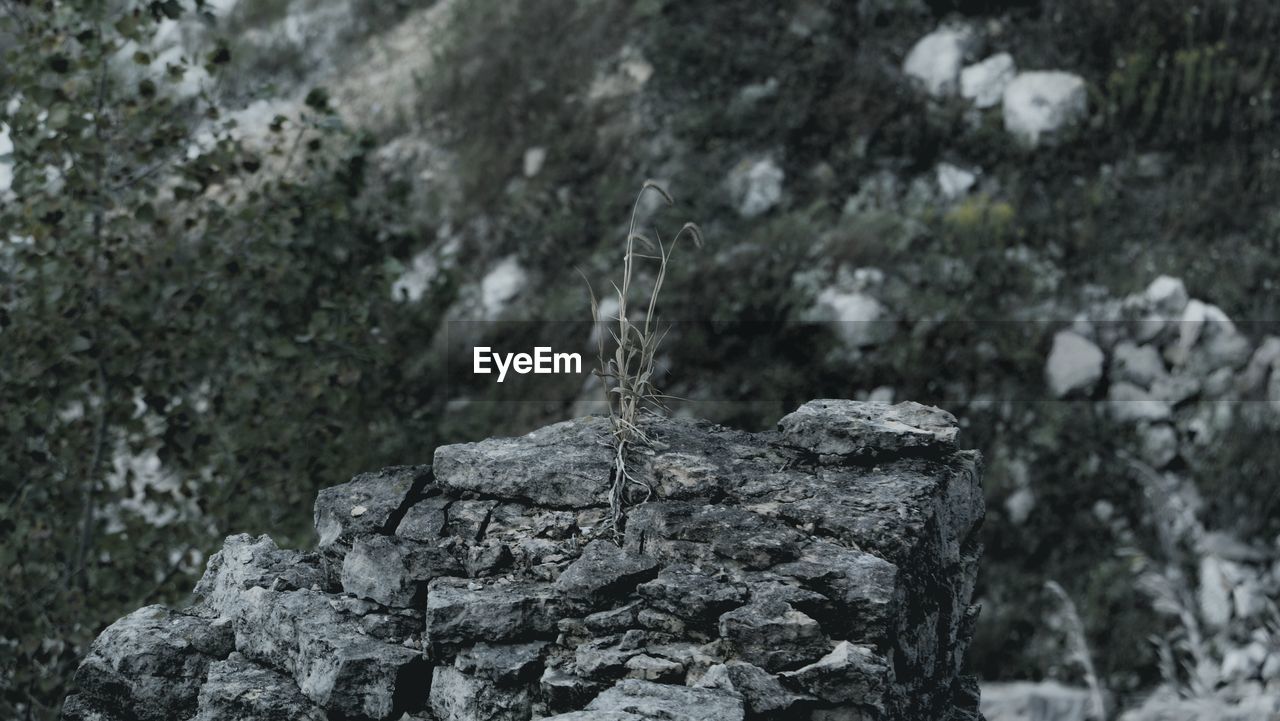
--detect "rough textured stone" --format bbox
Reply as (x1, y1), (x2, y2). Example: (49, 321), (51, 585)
(425, 577), (567, 646)
(433, 417), (613, 508)
(66, 399), (985, 721)
(783, 641), (893, 710)
(191, 653), (326, 721)
(567, 679), (746, 721)
(341, 534), (462, 607)
(63, 606), (233, 721)
(193, 533), (325, 620)
(777, 399), (958, 457)
(429, 666), (532, 721)
(696, 661), (809, 716)
(395, 494), (451, 542)
(624, 501), (806, 569)
(719, 597), (830, 672)
(555, 540), (659, 606)
(454, 641), (547, 685)
(637, 563), (749, 624)
(234, 588), (427, 720)
(314, 465), (429, 582)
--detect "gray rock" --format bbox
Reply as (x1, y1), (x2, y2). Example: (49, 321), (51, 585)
(624, 501), (806, 569)
(581, 601), (643, 635)
(624, 653), (684, 681)
(782, 641), (893, 710)
(425, 577), (567, 646)
(777, 399), (958, 457)
(696, 661), (809, 716)
(193, 534), (325, 620)
(429, 666), (532, 721)
(579, 679), (746, 721)
(233, 588), (427, 720)
(1003, 71), (1088, 147)
(575, 634), (645, 679)
(774, 542), (899, 643)
(63, 606), (233, 721)
(433, 418), (613, 508)
(637, 563), (749, 624)
(1144, 275), (1190, 318)
(445, 499), (497, 542)
(554, 540), (659, 606)
(314, 465), (430, 581)
(719, 597), (830, 672)
(395, 494), (451, 542)
(68, 398), (986, 721)
(191, 653), (325, 721)
(1046, 331), (1104, 397)
(454, 641), (547, 685)
(341, 534), (462, 607)
(540, 665), (605, 713)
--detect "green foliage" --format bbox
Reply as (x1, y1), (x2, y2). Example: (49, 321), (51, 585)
(0, 3), (447, 717)
(423, 0), (634, 217)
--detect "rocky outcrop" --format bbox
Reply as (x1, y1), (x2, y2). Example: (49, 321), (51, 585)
(63, 399), (985, 720)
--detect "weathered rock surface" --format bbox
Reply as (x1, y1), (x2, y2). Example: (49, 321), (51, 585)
(191, 653), (326, 721)
(433, 417), (613, 508)
(64, 399), (984, 720)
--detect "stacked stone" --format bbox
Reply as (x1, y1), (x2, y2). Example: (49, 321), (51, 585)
(63, 399), (986, 721)
(1045, 275), (1280, 469)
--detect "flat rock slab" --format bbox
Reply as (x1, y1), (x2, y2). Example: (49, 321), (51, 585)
(777, 399), (959, 458)
(192, 653), (326, 721)
(433, 417), (613, 508)
(425, 577), (569, 646)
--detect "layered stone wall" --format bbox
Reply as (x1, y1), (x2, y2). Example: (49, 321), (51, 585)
(63, 399), (985, 721)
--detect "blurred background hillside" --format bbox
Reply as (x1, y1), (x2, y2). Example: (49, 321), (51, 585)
(3, 1), (1280, 719)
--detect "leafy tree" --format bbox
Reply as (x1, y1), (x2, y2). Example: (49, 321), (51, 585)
(0, 2), (447, 717)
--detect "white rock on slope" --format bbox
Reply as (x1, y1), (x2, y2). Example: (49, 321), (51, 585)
(960, 53), (1015, 109)
(1045, 330), (1104, 397)
(903, 25), (978, 98)
(727, 157), (784, 218)
(1002, 71), (1088, 147)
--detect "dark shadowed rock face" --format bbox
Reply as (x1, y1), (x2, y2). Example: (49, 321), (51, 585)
(63, 400), (984, 721)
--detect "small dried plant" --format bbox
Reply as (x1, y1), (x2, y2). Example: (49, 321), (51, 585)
(583, 181), (702, 539)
